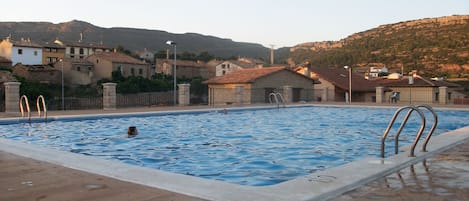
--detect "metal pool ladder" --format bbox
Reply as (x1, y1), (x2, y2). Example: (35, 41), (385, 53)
(19, 95), (48, 122)
(19, 95), (31, 121)
(36, 95), (47, 121)
(381, 104), (438, 158)
(269, 92), (285, 108)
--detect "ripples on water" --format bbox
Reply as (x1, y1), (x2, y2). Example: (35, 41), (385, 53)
(2, 106), (468, 186)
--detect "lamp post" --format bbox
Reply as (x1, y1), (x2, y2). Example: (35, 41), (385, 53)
(344, 65), (352, 103)
(166, 40), (177, 106)
(60, 59), (64, 110)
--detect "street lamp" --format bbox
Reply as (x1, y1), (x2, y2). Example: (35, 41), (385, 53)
(166, 40), (177, 106)
(344, 65), (352, 103)
(60, 59), (64, 110)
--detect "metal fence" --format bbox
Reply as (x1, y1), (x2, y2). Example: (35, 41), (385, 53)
(117, 91), (173, 108)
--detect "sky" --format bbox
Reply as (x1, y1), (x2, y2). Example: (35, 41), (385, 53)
(1, 0), (468, 48)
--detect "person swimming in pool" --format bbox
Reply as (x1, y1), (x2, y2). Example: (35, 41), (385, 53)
(127, 126), (138, 137)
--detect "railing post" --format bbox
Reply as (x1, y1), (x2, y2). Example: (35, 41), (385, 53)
(102, 83), (117, 110)
(178, 83), (190, 106)
(4, 82), (21, 114)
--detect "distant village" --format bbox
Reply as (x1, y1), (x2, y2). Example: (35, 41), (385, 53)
(0, 36), (468, 106)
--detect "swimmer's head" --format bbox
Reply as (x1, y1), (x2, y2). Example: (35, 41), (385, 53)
(127, 126), (138, 137)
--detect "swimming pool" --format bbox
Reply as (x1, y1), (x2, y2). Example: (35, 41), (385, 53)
(1, 106), (468, 186)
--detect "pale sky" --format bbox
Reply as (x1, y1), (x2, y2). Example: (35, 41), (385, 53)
(1, 0), (468, 48)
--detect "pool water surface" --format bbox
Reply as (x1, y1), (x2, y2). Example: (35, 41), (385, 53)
(1, 106), (468, 186)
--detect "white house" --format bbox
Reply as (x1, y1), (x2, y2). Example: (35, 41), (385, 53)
(215, 60), (261, 76)
(0, 37), (43, 65)
(54, 39), (111, 59)
(367, 66), (389, 79)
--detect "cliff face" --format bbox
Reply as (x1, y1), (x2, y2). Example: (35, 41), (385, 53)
(290, 15), (469, 78)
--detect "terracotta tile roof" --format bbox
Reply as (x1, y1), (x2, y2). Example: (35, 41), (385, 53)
(204, 67), (317, 84)
(13, 64), (57, 72)
(10, 39), (42, 48)
(309, 67), (377, 92)
(374, 76), (461, 88)
(93, 52), (147, 65)
(157, 59), (206, 67)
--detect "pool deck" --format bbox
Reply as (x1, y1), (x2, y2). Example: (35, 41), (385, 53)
(1, 103), (468, 201)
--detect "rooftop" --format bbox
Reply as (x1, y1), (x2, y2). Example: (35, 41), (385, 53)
(204, 67), (294, 84)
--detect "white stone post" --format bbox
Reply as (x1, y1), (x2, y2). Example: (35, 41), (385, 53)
(102, 83), (117, 110)
(178, 83), (190, 106)
(282, 85), (293, 103)
(375, 86), (385, 103)
(4, 82), (21, 113)
(439, 86), (448, 104)
(235, 86), (244, 105)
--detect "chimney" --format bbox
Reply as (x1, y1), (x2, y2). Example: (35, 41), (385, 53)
(270, 45), (275, 65)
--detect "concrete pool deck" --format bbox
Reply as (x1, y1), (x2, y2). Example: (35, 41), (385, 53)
(1, 103), (468, 201)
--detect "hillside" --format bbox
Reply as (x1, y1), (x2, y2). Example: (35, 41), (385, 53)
(0, 20), (270, 60)
(289, 15), (469, 78)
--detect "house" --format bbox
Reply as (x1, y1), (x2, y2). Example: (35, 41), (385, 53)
(215, 59), (262, 76)
(12, 63), (61, 84)
(0, 37), (43, 65)
(375, 74), (464, 104)
(86, 52), (152, 82)
(53, 59), (94, 86)
(366, 66), (389, 79)
(136, 48), (154, 62)
(41, 41), (66, 64)
(54, 39), (111, 59)
(301, 67), (378, 102)
(155, 59), (209, 79)
(204, 67), (319, 105)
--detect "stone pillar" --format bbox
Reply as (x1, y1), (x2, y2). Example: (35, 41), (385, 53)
(282, 85), (293, 103)
(439, 86), (448, 104)
(178, 83), (191, 106)
(102, 83), (117, 110)
(235, 86), (244, 105)
(375, 86), (385, 103)
(4, 82), (21, 113)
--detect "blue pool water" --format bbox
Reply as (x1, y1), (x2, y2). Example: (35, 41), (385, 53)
(1, 106), (468, 186)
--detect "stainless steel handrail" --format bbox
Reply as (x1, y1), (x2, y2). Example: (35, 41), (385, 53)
(36, 95), (47, 120)
(19, 95), (31, 121)
(269, 92), (285, 108)
(381, 105), (426, 158)
(415, 104), (438, 152)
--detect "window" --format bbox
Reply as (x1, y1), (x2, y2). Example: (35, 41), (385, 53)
(79, 48), (84, 55)
(221, 64), (226, 69)
(96, 59), (99, 64)
(45, 48), (51, 52)
(222, 70), (226, 75)
(52, 48), (57, 52)
(138, 68), (143, 75)
(88, 66), (92, 71)
(34, 51), (38, 56)
(18, 49), (23, 55)
(77, 66), (81, 71)
(131, 68), (135, 76)
(70, 48), (75, 54)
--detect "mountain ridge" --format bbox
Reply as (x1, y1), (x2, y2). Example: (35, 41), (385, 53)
(0, 20), (270, 60)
